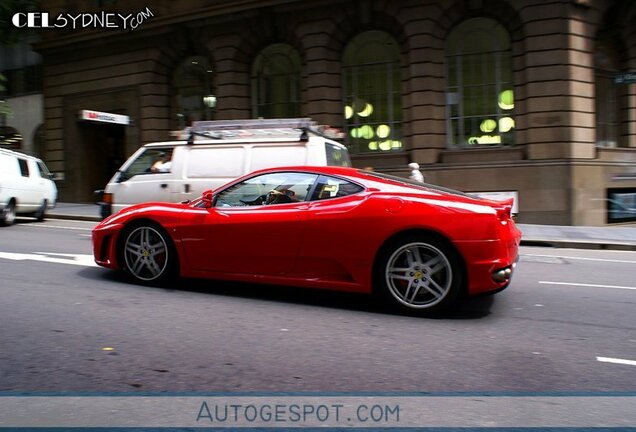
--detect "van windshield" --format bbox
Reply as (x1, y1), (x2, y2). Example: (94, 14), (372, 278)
(37, 161), (51, 178)
(119, 147), (173, 181)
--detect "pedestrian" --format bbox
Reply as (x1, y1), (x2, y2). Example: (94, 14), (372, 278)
(408, 162), (424, 182)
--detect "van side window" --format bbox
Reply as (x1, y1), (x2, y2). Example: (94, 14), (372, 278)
(18, 159), (29, 177)
(325, 143), (352, 167)
(310, 175), (363, 201)
(119, 148), (173, 181)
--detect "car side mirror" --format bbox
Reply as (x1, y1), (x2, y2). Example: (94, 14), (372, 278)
(202, 190), (214, 208)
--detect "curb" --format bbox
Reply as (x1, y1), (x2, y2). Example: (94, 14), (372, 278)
(520, 239), (636, 251)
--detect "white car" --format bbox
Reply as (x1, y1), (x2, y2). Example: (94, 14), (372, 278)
(0, 148), (57, 226)
(97, 118), (351, 218)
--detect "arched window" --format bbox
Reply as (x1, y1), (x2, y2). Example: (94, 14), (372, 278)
(342, 31), (402, 153)
(251, 44), (301, 118)
(173, 56), (214, 128)
(445, 18), (514, 148)
(0, 126), (22, 150)
(594, 38), (621, 148)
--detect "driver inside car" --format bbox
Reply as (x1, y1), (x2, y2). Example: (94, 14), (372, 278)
(264, 189), (297, 205)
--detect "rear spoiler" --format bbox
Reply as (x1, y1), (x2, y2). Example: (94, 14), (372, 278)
(492, 197), (515, 220)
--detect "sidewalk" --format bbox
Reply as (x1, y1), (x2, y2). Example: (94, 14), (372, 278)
(49, 202), (103, 222)
(47, 202), (636, 251)
(516, 223), (636, 250)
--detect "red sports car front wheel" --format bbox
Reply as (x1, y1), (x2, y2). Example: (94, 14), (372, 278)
(376, 235), (463, 314)
(120, 223), (178, 285)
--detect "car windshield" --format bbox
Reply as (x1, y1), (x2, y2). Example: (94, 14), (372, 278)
(37, 161), (51, 177)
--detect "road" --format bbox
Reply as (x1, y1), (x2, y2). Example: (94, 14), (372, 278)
(1, 217), (635, 392)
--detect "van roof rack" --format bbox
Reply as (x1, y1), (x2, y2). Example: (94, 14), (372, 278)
(180, 118), (344, 144)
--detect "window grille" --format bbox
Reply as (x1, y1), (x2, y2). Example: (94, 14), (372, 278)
(445, 18), (514, 148)
(342, 31), (402, 153)
(251, 44), (301, 119)
(594, 40), (620, 148)
(173, 56), (214, 128)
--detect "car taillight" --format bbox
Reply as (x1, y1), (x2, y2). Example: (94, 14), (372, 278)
(496, 205), (511, 221)
(494, 198), (514, 222)
(102, 192), (113, 204)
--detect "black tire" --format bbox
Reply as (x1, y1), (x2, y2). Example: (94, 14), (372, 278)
(34, 199), (47, 222)
(374, 234), (464, 314)
(0, 200), (16, 226)
(118, 222), (178, 285)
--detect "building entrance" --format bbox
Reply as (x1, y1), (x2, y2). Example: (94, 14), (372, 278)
(78, 122), (126, 202)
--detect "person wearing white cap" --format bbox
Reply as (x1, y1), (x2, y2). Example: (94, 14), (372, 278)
(408, 162), (424, 182)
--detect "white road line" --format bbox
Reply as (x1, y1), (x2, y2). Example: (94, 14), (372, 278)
(597, 356), (636, 366)
(23, 224), (93, 231)
(539, 281), (636, 290)
(523, 253), (636, 264)
(0, 251), (97, 267)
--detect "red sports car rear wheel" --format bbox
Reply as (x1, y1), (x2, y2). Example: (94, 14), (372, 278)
(377, 235), (463, 313)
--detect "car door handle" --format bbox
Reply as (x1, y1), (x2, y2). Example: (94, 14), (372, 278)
(160, 183), (168, 189)
(184, 184), (191, 193)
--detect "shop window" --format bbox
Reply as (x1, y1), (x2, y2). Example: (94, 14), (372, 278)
(594, 40), (621, 148)
(445, 18), (514, 148)
(342, 31), (402, 153)
(606, 188), (636, 223)
(251, 44), (301, 118)
(173, 56), (214, 128)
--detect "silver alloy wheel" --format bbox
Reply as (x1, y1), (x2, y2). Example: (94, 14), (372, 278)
(385, 242), (453, 309)
(123, 226), (169, 281)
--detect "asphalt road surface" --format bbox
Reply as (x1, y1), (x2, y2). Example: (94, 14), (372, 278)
(1, 217), (635, 392)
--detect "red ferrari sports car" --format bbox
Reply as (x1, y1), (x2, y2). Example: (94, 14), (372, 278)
(92, 166), (521, 313)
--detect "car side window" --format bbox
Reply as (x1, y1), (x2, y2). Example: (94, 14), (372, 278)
(215, 172), (318, 207)
(310, 175), (364, 201)
(18, 159), (29, 177)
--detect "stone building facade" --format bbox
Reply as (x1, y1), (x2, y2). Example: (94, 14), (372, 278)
(36, 0), (636, 225)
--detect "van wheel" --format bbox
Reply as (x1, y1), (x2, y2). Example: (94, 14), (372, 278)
(1, 201), (16, 226)
(34, 199), (48, 222)
(120, 223), (178, 285)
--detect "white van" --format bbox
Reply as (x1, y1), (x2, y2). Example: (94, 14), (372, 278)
(98, 118), (351, 217)
(0, 148), (58, 226)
